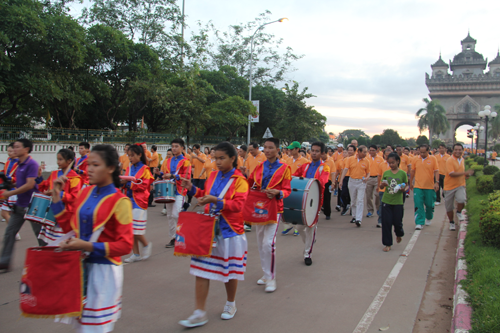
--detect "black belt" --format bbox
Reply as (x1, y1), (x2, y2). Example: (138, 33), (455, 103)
(370, 176), (377, 178)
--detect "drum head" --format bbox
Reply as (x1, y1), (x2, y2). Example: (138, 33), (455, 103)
(303, 179), (321, 227)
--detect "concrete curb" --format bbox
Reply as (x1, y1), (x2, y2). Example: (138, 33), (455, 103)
(451, 210), (472, 333)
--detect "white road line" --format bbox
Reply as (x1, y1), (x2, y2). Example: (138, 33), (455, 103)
(352, 230), (422, 333)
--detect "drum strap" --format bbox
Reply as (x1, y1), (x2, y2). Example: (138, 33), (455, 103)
(211, 178), (234, 237)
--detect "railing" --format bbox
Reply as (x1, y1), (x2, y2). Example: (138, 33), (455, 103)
(0, 126), (246, 145)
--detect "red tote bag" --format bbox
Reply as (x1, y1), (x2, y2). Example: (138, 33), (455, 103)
(243, 190), (279, 225)
(20, 246), (83, 318)
(174, 212), (217, 257)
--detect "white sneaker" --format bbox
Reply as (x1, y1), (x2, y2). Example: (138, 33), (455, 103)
(244, 225), (252, 232)
(265, 279), (277, 293)
(15, 233), (21, 241)
(415, 225), (423, 230)
(425, 219), (432, 226)
(257, 276), (267, 285)
(1, 218), (5, 222)
(141, 242), (152, 260)
(161, 208), (167, 215)
(450, 223), (456, 231)
(435, 202), (440, 206)
(124, 254), (141, 263)
(221, 304), (237, 320)
(457, 212), (465, 221)
(179, 310), (208, 327)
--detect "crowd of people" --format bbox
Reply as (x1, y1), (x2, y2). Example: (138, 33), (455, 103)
(0, 136), (473, 331)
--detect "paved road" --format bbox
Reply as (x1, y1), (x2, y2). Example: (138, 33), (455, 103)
(0, 195), (456, 333)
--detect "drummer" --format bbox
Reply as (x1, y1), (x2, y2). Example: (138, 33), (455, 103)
(292, 141), (330, 266)
(122, 144), (154, 263)
(246, 138), (291, 293)
(35, 149), (82, 243)
(154, 138), (191, 248)
(179, 142), (249, 327)
(0, 139), (43, 272)
(50, 144), (133, 332)
(75, 142), (90, 186)
(1, 143), (19, 233)
(160, 148), (173, 216)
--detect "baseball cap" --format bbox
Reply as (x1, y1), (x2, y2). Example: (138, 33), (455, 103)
(337, 144), (344, 148)
(259, 147), (264, 151)
(287, 141), (301, 149)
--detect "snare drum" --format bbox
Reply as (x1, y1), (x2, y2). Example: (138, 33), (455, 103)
(283, 177), (321, 227)
(153, 180), (176, 203)
(25, 193), (56, 227)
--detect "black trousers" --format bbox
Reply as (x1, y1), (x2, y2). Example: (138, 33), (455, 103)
(381, 203), (404, 246)
(436, 174), (445, 202)
(337, 182), (342, 207)
(148, 167), (156, 206)
(341, 176), (351, 208)
(323, 180), (332, 217)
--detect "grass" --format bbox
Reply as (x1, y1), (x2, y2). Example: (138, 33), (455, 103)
(463, 173), (500, 333)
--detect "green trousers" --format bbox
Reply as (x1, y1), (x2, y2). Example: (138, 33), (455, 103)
(413, 188), (436, 225)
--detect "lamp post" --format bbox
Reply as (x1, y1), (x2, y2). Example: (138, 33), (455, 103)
(247, 17), (288, 145)
(473, 124), (484, 156)
(478, 105), (498, 166)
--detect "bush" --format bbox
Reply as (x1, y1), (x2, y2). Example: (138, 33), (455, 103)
(471, 165), (484, 172)
(479, 191), (500, 247)
(469, 153), (477, 158)
(465, 159), (475, 167)
(483, 165), (500, 175)
(476, 157), (487, 165)
(494, 172), (500, 190)
(477, 174), (495, 194)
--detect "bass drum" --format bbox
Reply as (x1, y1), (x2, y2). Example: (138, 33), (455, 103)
(282, 177), (321, 227)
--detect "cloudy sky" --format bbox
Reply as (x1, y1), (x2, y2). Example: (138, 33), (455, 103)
(70, 0), (500, 143)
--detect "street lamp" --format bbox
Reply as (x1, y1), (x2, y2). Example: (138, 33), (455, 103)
(473, 124), (483, 155)
(247, 17), (288, 145)
(478, 105), (498, 166)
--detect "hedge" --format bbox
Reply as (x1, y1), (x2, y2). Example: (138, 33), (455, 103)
(477, 174), (495, 194)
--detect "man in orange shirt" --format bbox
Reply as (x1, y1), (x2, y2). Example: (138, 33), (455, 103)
(141, 143), (152, 167)
(434, 143), (450, 206)
(119, 143), (131, 175)
(339, 145), (356, 216)
(321, 150), (336, 220)
(187, 144), (207, 207)
(396, 145), (412, 201)
(237, 145), (247, 170)
(339, 145), (370, 227)
(241, 143), (266, 177)
(365, 145), (384, 218)
(334, 150), (349, 212)
(148, 145), (160, 207)
(410, 144), (439, 230)
(333, 144), (344, 163)
(444, 143), (474, 231)
(202, 147), (216, 179)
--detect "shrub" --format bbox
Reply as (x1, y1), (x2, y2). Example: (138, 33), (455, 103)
(477, 174), (494, 194)
(494, 172), (500, 190)
(474, 156), (481, 162)
(469, 153), (477, 158)
(476, 157), (487, 165)
(465, 159), (475, 167)
(479, 191), (500, 248)
(471, 165), (484, 173)
(483, 165), (500, 175)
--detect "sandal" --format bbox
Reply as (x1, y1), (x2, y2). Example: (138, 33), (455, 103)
(383, 246), (391, 252)
(396, 237), (402, 244)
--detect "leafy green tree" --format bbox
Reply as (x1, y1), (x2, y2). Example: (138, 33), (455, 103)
(339, 129), (370, 140)
(416, 98), (450, 145)
(248, 85), (286, 139)
(431, 139), (443, 149)
(371, 135), (381, 146)
(208, 96), (256, 141)
(356, 136), (370, 146)
(416, 135), (429, 146)
(404, 137), (417, 148)
(489, 104), (500, 139)
(379, 129), (404, 146)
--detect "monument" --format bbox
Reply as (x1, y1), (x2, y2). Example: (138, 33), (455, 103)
(425, 33), (500, 144)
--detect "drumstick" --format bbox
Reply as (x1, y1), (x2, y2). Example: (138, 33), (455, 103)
(55, 160), (75, 192)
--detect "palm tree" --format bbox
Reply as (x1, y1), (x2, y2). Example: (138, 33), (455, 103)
(416, 98), (450, 145)
(489, 104), (500, 139)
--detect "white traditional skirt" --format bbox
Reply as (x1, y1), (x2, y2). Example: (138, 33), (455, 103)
(1, 195), (17, 212)
(38, 223), (65, 243)
(132, 208), (147, 235)
(190, 234), (248, 283)
(55, 263), (123, 333)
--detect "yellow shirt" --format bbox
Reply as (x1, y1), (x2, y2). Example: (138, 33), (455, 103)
(444, 155), (465, 191)
(244, 152), (266, 175)
(192, 153), (207, 179)
(145, 149), (152, 167)
(286, 155), (307, 174)
(368, 155), (384, 177)
(204, 158), (217, 179)
(399, 154), (410, 174)
(333, 151), (344, 163)
(237, 156), (244, 170)
(378, 160), (391, 192)
(119, 154), (130, 174)
(435, 153), (450, 176)
(344, 156), (370, 179)
(322, 157), (336, 182)
(413, 155), (438, 190)
(149, 151), (159, 168)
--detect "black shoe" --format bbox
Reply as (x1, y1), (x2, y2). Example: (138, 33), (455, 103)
(148, 204), (156, 207)
(350, 218), (356, 223)
(335, 205), (341, 212)
(341, 208), (348, 216)
(304, 257), (312, 266)
(165, 239), (175, 248)
(355, 220), (361, 227)
(325, 216), (331, 220)
(183, 202), (190, 211)
(0, 263), (11, 273)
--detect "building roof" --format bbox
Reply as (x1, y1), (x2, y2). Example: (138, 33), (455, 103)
(489, 50), (500, 66)
(431, 54), (448, 68)
(461, 32), (477, 44)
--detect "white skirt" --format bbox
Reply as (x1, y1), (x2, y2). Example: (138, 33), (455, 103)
(1, 195), (17, 212)
(190, 234), (248, 283)
(55, 263), (123, 333)
(132, 208), (147, 235)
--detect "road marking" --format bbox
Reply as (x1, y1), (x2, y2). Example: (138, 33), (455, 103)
(352, 230), (422, 333)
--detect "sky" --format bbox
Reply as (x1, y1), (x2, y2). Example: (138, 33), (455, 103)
(68, 0), (500, 143)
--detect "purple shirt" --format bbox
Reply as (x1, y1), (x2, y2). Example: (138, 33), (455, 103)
(15, 156), (39, 207)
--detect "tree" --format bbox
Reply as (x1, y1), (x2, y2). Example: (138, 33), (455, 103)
(207, 96), (256, 141)
(431, 139), (443, 149)
(416, 135), (429, 146)
(371, 135), (381, 146)
(416, 98), (450, 145)
(379, 129), (404, 147)
(339, 129), (369, 140)
(356, 136), (370, 146)
(489, 104), (500, 139)
(404, 137), (417, 148)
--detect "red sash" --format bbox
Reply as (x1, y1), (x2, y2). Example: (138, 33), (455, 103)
(242, 190), (279, 225)
(20, 247), (83, 318)
(174, 212), (216, 257)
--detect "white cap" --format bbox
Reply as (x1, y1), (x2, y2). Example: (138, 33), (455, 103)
(337, 144), (344, 148)
(237, 145), (241, 149)
(259, 147), (264, 151)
